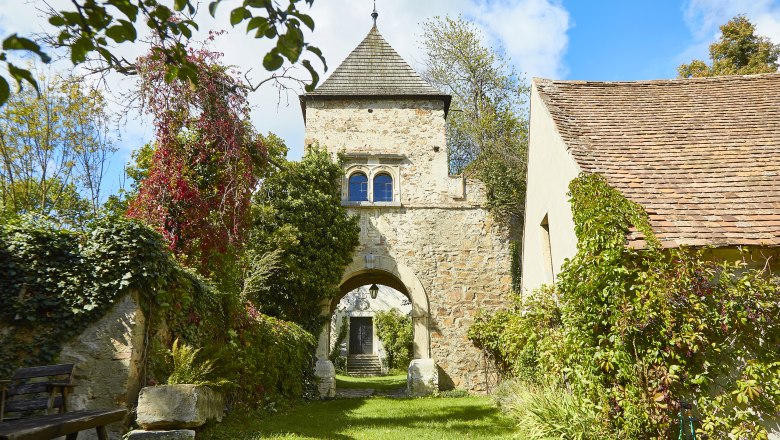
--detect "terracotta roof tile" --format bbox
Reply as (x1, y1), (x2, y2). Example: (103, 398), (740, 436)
(534, 73), (780, 248)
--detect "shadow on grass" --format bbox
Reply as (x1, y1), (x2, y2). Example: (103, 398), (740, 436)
(201, 396), (515, 440)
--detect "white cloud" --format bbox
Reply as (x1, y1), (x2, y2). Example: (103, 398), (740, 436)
(0, 0), (571, 164)
(472, 0), (570, 79)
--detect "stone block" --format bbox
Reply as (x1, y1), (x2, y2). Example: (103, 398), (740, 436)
(407, 359), (438, 397)
(136, 384), (224, 430)
(314, 360), (336, 399)
(127, 430), (195, 440)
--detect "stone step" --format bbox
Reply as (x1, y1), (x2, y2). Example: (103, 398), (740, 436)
(347, 354), (382, 376)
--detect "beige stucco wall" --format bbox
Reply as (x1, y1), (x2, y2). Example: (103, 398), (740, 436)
(305, 97), (512, 392)
(521, 84), (581, 293)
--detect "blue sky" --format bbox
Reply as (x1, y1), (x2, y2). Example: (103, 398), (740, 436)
(1, 0), (779, 197)
(564, 0), (692, 80)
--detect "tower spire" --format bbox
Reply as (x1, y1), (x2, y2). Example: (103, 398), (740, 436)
(371, 0), (378, 26)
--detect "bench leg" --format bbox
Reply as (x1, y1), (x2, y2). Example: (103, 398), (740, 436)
(96, 425), (108, 440)
(65, 434), (78, 440)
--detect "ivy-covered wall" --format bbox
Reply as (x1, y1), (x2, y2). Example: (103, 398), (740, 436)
(0, 217), (315, 408)
(471, 173), (780, 439)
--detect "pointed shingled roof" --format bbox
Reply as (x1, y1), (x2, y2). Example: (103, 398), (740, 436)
(301, 25), (450, 117)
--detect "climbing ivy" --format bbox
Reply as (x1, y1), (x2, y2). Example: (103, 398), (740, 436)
(471, 173), (780, 439)
(0, 216), (314, 401)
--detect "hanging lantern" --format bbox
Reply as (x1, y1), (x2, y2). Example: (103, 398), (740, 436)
(369, 284), (379, 299)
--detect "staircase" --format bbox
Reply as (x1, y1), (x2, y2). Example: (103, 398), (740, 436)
(347, 354), (382, 376)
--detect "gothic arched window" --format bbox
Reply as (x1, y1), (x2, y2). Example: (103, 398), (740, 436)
(373, 173), (393, 202)
(348, 172), (369, 201)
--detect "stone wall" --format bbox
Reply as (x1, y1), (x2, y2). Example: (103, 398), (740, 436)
(305, 97), (513, 392)
(58, 291), (146, 439)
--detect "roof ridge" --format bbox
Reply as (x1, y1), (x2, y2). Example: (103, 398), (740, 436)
(533, 71), (780, 87)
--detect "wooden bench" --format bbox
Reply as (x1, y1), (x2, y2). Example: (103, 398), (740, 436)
(0, 364), (126, 440)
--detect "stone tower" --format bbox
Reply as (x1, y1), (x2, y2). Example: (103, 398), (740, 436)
(300, 19), (512, 394)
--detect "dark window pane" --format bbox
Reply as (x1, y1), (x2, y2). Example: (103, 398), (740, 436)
(349, 173), (368, 201)
(373, 174), (393, 202)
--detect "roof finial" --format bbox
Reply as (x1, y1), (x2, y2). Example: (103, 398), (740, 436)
(371, 0), (378, 26)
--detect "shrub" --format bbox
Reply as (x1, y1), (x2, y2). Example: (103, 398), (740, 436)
(493, 379), (607, 440)
(468, 286), (563, 382)
(470, 173), (780, 438)
(166, 339), (229, 388)
(0, 217), (315, 403)
(374, 309), (413, 371)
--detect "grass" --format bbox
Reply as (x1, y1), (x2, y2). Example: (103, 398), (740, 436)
(334, 374), (406, 390)
(199, 396), (517, 439)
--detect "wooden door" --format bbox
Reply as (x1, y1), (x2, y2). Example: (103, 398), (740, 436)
(349, 317), (373, 354)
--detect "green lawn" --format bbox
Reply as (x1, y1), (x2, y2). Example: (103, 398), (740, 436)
(334, 374), (406, 390)
(199, 396), (517, 439)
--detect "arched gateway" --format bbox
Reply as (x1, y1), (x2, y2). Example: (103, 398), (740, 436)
(302, 17), (512, 397)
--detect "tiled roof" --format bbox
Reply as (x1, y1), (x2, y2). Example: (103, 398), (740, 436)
(534, 73), (780, 248)
(302, 26), (450, 114)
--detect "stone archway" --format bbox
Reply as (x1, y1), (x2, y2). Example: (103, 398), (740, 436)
(314, 255), (437, 397)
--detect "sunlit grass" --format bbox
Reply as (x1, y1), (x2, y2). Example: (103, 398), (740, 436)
(199, 396), (517, 440)
(335, 374), (406, 390)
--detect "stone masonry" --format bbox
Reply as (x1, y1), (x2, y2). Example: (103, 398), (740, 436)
(303, 95), (512, 392)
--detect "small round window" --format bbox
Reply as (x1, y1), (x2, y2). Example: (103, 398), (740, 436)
(373, 173), (393, 202)
(348, 172), (368, 202)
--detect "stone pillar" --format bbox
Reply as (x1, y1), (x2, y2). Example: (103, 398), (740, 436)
(412, 316), (429, 359)
(316, 323), (330, 361)
(314, 359), (336, 399)
(407, 358), (438, 397)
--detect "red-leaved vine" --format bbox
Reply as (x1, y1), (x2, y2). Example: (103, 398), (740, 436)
(128, 33), (265, 272)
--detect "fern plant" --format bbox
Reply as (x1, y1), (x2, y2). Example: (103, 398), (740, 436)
(166, 338), (230, 388)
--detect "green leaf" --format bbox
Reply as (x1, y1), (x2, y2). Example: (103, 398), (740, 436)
(263, 49), (284, 71)
(2, 35), (51, 63)
(208, 1), (220, 17)
(70, 37), (95, 64)
(173, 0), (188, 12)
(105, 24), (131, 43)
(230, 7), (247, 26)
(48, 15), (66, 27)
(301, 60), (319, 92)
(307, 46), (327, 71)
(7, 63), (39, 94)
(108, 0), (139, 21)
(0, 76), (9, 106)
(296, 13), (314, 30)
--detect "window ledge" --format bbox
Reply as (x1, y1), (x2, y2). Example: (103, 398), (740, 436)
(342, 201), (402, 208)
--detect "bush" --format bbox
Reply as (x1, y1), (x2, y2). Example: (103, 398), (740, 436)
(0, 217), (315, 403)
(374, 309), (413, 370)
(468, 286), (563, 382)
(470, 173), (780, 438)
(493, 379), (607, 440)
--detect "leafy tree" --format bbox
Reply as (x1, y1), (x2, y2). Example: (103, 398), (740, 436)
(127, 42), (265, 278)
(0, 70), (116, 228)
(678, 15), (780, 77)
(374, 309), (413, 371)
(420, 16), (529, 226)
(246, 148), (360, 333)
(0, 0), (325, 106)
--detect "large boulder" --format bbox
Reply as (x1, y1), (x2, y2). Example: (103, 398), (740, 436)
(136, 385), (224, 430)
(407, 359), (438, 397)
